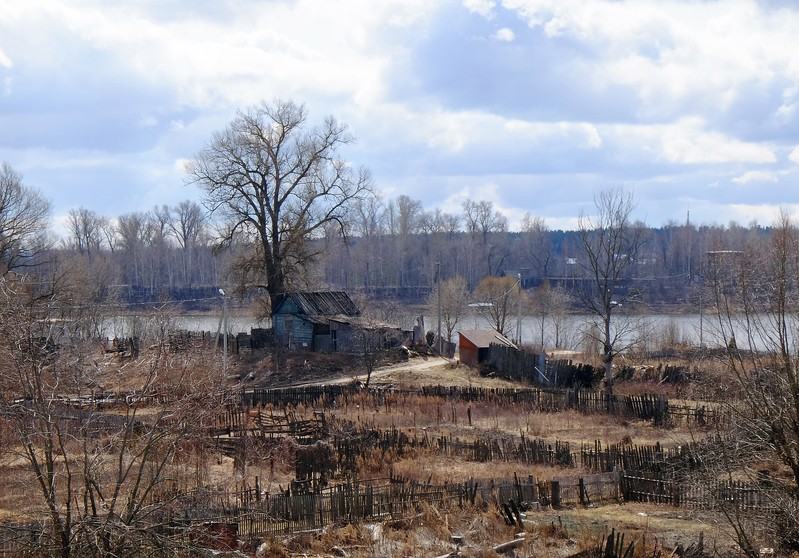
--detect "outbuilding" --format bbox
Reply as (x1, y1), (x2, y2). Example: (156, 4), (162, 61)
(458, 329), (516, 368)
(272, 291), (402, 353)
(272, 291), (361, 351)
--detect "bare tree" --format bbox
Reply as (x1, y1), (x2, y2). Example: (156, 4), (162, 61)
(462, 200), (509, 280)
(462, 200), (507, 244)
(385, 195), (425, 287)
(0, 162), (51, 275)
(575, 187), (648, 398)
(65, 207), (109, 259)
(421, 208), (461, 236)
(427, 275), (470, 352)
(529, 281), (572, 351)
(353, 194), (386, 239)
(187, 99), (373, 312)
(471, 275), (524, 338)
(168, 200), (207, 287)
(117, 212), (148, 287)
(519, 213), (554, 279)
(387, 195), (423, 237)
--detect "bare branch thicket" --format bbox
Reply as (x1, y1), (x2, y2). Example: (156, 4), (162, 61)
(690, 211), (799, 556)
(0, 275), (228, 557)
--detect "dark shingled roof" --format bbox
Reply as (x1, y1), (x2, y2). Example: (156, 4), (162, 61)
(275, 291), (361, 317)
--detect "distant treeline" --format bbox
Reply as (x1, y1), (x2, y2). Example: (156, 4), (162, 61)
(46, 199), (772, 309)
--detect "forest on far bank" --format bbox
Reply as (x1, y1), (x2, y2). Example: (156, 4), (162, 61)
(42, 195), (768, 313)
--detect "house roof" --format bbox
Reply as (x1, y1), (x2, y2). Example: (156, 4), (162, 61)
(274, 291), (361, 317)
(328, 315), (400, 331)
(458, 329), (516, 349)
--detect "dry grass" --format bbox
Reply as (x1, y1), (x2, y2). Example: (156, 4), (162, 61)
(324, 386), (698, 452)
(246, 501), (719, 558)
(0, 349), (728, 556)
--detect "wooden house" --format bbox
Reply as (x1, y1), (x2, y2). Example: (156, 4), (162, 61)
(458, 330), (516, 367)
(272, 291), (400, 352)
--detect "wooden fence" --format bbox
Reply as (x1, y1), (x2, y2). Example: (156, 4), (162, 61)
(486, 347), (603, 388)
(210, 413), (713, 480)
(0, 469), (779, 550)
(53, 381), (722, 429)
(239, 384), (723, 427)
(205, 472), (622, 539)
(620, 472), (782, 512)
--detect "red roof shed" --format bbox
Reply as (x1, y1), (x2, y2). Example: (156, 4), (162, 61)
(458, 330), (516, 368)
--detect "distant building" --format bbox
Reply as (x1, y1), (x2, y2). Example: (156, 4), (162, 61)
(458, 329), (516, 367)
(272, 292), (401, 352)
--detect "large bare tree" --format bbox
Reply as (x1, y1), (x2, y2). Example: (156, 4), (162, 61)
(575, 187), (648, 398)
(186, 99), (373, 312)
(0, 162), (50, 275)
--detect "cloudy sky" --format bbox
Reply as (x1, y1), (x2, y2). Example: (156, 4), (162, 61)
(2, 0), (799, 234)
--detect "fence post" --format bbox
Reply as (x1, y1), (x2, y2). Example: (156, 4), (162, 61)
(551, 480), (560, 508)
(578, 478), (585, 506)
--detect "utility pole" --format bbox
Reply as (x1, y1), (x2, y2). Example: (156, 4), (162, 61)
(516, 273), (522, 346)
(218, 288), (228, 376)
(437, 260), (442, 356)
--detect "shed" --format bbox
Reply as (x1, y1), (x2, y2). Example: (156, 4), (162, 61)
(458, 330), (516, 368)
(272, 291), (362, 352)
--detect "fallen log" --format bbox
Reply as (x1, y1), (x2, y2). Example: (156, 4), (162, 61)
(493, 536), (526, 554)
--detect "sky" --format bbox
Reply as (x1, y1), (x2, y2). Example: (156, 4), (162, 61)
(2, 0), (799, 235)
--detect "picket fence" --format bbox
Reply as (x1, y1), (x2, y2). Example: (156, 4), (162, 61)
(238, 384), (723, 427)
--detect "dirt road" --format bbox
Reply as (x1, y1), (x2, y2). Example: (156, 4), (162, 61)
(319, 355), (522, 389)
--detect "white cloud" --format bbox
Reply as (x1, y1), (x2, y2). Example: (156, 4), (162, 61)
(660, 131), (775, 165)
(463, 0), (496, 18)
(494, 27), (515, 42)
(5, 0), (799, 230)
(501, 0), (799, 119)
(728, 203), (786, 226)
(612, 118), (777, 165)
(732, 171), (779, 184)
(5, 1), (438, 111)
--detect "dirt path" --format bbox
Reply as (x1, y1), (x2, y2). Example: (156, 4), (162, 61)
(331, 355), (524, 389)
(286, 353), (522, 389)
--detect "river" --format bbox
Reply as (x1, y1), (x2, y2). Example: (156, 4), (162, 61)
(103, 310), (781, 352)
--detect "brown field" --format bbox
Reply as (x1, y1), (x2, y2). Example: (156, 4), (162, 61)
(225, 355), (732, 557)
(0, 349), (750, 557)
